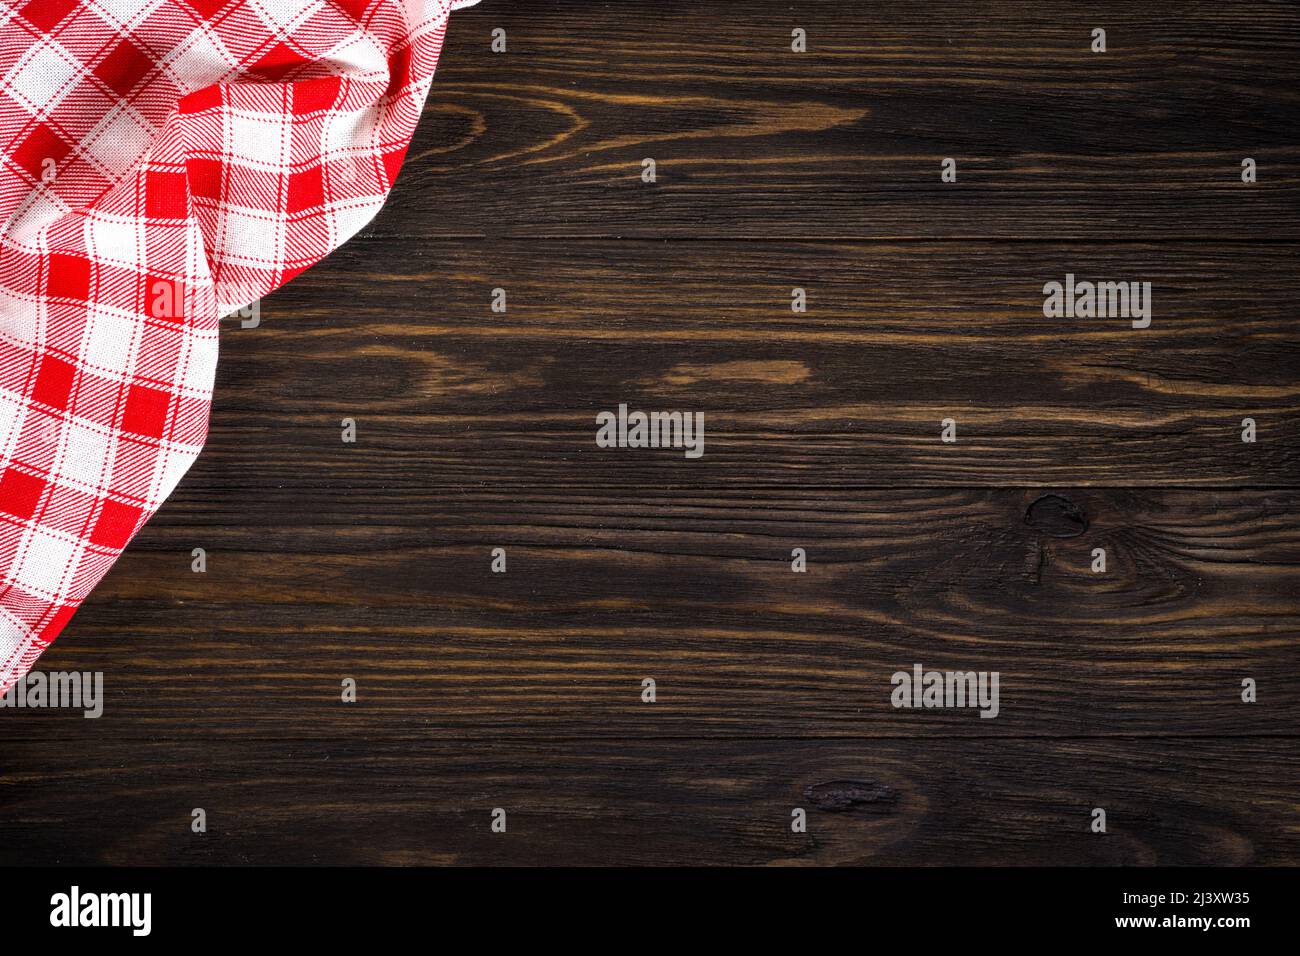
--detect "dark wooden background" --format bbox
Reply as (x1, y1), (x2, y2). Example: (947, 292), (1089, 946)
(2, 0), (1298, 865)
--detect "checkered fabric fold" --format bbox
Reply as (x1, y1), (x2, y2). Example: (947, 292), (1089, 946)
(0, 0), (477, 693)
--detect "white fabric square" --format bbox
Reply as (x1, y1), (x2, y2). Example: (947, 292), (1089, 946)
(81, 306), (139, 379)
(3, 42), (81, 114)
(324, 32), (386, 76)
(218, 206), (285, 265)
(329, 199), (381, 248)
(325, 105), (380, 156)
(87, 214), (145, 267)
(4, 191), (69, 250)
(11, 528), (81, 597)
(226, 110), (290, 168)
(150, 446), (195, 503)
(60, 420), (115, 490)
(87, 0), (165, 30)
(165, 27), (237, 93)
(249, 0), (318, 32)
(84, 107), (155, 172)
(0, 288), (40, 347)
(0, 607), (26, 662)
(0, 390), (24, 462)
(179, 336), (218, 396)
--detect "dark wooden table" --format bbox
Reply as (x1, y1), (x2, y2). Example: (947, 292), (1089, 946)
(3, 0), (1298, 865)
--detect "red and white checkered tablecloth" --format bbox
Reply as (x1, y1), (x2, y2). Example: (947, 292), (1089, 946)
(0, 0), (477, 693)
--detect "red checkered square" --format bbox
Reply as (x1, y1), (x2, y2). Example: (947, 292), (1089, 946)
(286, 164), (324, 214)
(94, 38), (156, 98)
(9, 122), (73, 180)
(19, 0), (80, 34)
(0, 468), (45, 519)
(178, 82), (223, 115)
(120, 384), (170, 438)
(31, 355), (76, 409)
(46, 252), (92, 301)
(145, 275), (188, 321)
(292, 76), (341, 116)
(182, 0), (237, 21)
(144, 169), (189, 219)
(184, 155), (224, 203)
(89, 497), (142, 549)
(251, 42), (305, 83)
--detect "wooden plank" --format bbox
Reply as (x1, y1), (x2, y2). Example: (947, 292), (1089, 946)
(0, 735), (1294, 865)
(6, 487), (1294, 739)
(205, 239), (1300, 486)
(3, 1), (1297, 870)
(383, 0), (1300, 239)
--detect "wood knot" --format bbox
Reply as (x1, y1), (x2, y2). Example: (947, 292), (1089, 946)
(803, 780), (898, 815)
(1024, 494), (1088, 538)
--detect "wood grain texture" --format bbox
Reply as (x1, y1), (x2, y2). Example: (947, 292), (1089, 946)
(2, 0), (1298, 867)
(0, 736), (1295, 865)
(5, 488), (1296, 740)
(384, 0), (1300, 240)
(197, 238), (1300, 487)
